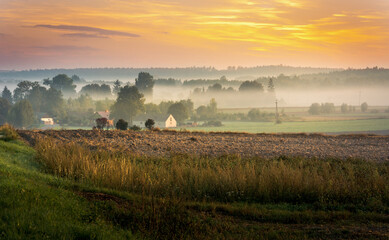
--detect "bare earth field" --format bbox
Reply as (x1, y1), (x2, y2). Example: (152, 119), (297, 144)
(18, 130), (389, 161)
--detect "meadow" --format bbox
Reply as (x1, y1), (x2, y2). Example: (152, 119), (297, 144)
(186, 118), (389, 134)
(1, 124), (389, 239)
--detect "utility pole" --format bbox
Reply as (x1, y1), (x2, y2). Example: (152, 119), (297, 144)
(275, 99), (279, 124)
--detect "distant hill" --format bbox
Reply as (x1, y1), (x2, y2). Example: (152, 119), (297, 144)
(0, 65), (339, 81)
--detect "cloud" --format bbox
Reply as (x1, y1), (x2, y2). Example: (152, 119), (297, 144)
(33, 24), (140, 37)
(62, 33), (108, 38)
(31, 45), (97, 51)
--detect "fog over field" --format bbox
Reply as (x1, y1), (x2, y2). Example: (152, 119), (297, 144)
(2, 67), (388, 108)
(2, 81), (388, 108)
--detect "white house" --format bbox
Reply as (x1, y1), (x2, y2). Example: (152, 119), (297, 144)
(95, 109), (110, 119)
(133, 114), (177, 128)
(40, 118), (54, 125)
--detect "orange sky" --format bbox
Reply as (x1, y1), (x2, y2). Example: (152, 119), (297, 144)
(0, 0), (388, 70)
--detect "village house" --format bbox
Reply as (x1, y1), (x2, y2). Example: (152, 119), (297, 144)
(95, 109), (110, 119)
(40, 117), (54, 125)
(94, 109), (114, 128)
(133, 114), (177, 128)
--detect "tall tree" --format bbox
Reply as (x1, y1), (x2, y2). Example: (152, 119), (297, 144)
(80, 83), (112, 97)
(135, 72), (154, 100)
(45, 74), (76, 96)
(113, 79), (122, 95)
(71, 74), (85, 83)
(13, 81), (40, 102)
(179, 99), (194, 116)
(111, 86), (144, 124)
(8, 100), (34, 128)
(27, 85), (47, 113)
(0, 98), (11, 125)
(239, 81), (264, 92)
(44, 88), (65, 117)
(167, 102), (188, 124)
(361, 102), (368, 112)
(1, 86), (13, 103)
(267, 78), (275, 93)
(209, 98), (217, 115)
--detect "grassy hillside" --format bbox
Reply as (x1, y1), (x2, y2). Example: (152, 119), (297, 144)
(0, 140), (136, 239)
(1, 127), (389, 239)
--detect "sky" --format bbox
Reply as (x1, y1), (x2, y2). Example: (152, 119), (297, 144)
(0, 0), (388, 70)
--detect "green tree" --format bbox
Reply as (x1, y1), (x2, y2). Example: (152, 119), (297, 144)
(208, 83), (222, 92)
(145, 119), (155, 130)
(115, 119), (128, 130)
(0, 98), (12, 125)
(44, 88), (64, 117)
(8, 100), (34, 128)
(145, 103), (161, 115)
(179, 99), (194, 117)
(158, 100), (174, 114)
(341, 103), (349, 114)
(209, 98), (217, 116)
(1, 86), (13, 103)
(239, 81), (264, 92)
(111, 86), (144, 124)
(80, 84), (112, 97)
(267, 78), (275, 93)
(135, 72), (154, 99)
(361, 102), (368, 112)
(95, 99), (114, 112)
(45, 74), (76, 96)
(321, 103), (335, 114)
(196, 105), (208, 120)
(308, 103), (321, 115)
(167, 102), (188, 124)
(113, 80), (122, 95)
(27, 85), (47, 112)
(13, 81), (39, 102)
(71, 74), (84, 83)
(248, 109), (261, 121)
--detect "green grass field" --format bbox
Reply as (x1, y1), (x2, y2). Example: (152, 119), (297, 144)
(187, 118), (389, 133)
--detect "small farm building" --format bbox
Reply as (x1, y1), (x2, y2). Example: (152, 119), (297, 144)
(133, 114), (177, 128)
(40, 118), (54, 125)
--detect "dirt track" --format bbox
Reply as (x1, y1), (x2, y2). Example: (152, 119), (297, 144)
(18, 130), (389, 161)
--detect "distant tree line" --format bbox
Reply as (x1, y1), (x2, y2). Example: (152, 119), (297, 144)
(0, 65), (337, 80)
(308, 102), (369, 115)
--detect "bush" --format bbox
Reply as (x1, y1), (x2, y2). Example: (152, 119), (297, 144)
(129, 125), (141, 131)
(202, 120), (223, 127)
(0, 123), (19, 141)
(361, 102), (368, 112)
(145, 119), (155, 130)
(115, 119), (128, 130)
(96, 118), (108, 130)
(152, 127), (161, 132)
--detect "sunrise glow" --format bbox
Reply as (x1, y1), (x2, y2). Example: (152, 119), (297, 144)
(0, 0), (388, 69)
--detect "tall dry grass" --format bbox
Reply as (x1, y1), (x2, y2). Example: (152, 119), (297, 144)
(35, 138), (389, 205)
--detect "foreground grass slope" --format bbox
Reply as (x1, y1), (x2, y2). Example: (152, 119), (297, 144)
(0, 140), (135, 239)
(1, 125), (389, 239)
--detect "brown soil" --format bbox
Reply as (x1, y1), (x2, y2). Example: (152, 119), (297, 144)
(17, 129), (389, 161)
